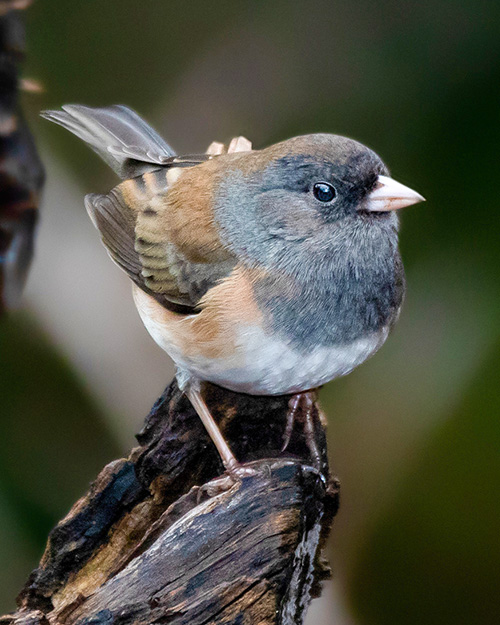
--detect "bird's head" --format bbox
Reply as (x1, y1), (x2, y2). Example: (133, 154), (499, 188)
(208, 133), (424, 272)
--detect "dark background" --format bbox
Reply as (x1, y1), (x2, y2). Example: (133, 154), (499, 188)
(1, 2), (499, 623)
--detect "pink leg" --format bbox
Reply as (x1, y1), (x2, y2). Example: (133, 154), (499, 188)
(186, 380), (256, 480)
(282, 390), (321, 468)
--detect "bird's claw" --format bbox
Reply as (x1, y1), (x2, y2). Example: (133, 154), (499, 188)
(197, 463), (259, 500)
(225, 461), (260, 481)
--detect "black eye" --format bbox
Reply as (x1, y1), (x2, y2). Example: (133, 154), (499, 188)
(313, 182), (336, 203)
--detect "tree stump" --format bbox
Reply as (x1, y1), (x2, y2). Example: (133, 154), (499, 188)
(4, 381), (339, 625)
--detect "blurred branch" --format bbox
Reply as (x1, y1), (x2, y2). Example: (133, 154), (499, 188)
(2, 381), (338, 624)
(0, 0), (44, 314)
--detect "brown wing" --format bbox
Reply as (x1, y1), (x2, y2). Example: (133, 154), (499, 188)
(85, 162), (236, 313)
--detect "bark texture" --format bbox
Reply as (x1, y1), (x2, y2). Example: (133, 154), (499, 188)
(5, 381), (338, 625)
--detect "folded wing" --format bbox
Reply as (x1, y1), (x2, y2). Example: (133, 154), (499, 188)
(43, 104), (238, 312)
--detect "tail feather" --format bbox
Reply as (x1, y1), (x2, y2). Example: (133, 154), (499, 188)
(41, 104), (176, 179)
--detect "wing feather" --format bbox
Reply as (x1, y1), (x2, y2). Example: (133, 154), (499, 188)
(42, 104), (244, 313)
(85, 168), (236, 313)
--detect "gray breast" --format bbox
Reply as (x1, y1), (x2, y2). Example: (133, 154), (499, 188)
(254, 218), (405, 351)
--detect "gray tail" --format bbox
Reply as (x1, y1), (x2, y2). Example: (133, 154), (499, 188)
(41, 104), (177, 179)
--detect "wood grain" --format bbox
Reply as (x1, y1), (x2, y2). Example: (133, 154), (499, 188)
(5, 381), (338, 624)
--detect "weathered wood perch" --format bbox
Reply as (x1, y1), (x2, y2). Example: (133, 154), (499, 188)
(3, 381), (339, 625)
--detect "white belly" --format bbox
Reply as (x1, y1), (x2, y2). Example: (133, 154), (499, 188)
(171, 322), (389, 395)
(200, 324), (389, 394)
(134, 286), (390, 395)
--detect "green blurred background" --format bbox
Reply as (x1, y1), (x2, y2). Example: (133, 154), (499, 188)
(1, 1), (499, 623)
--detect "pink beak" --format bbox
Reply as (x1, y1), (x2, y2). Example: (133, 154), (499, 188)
(365, 175), (425, 212)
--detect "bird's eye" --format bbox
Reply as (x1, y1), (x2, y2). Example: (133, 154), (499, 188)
(313, 182), (336, 203)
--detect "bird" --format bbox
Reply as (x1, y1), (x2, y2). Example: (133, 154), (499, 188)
(41, 104), (424, 478)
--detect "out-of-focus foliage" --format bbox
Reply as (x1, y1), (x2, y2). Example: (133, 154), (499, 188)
(352, 339), (500, 625)
(0, 315), (119, 606)
(0, 0), (499, 621)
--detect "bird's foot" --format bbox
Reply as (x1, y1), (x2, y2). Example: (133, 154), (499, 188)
(198, 462), (260, 499)
(224, 457), (259, 480)
(282, 390), (315, 451)
(282, 390), (322, 469)
(185, 377), (259, 487)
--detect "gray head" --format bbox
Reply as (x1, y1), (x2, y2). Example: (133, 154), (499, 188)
(212, 133), (423, 280)
(209, 133), (424, 348)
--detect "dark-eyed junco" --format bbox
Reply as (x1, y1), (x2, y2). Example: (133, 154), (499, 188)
(41, 105), (424, 477)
